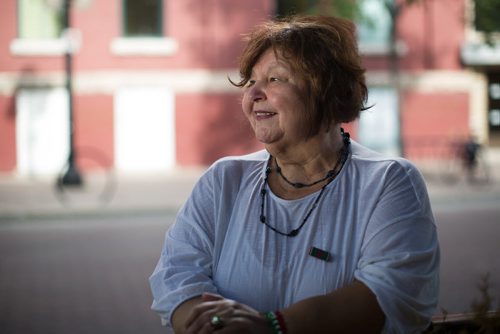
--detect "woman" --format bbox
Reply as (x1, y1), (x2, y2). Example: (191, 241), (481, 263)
(150, 15), (439, 334)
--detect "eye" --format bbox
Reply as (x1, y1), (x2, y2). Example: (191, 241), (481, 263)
(269, 77), (280, 82)
(246, 79), (256, 87)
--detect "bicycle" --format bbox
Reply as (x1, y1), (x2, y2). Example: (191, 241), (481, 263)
(441, 137), (491, 186)
(55, 146), (117, 209)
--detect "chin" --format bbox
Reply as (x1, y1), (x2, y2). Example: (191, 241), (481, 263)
(254, 130), (273, 143)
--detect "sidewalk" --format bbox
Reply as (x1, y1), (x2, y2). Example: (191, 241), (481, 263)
(1, 166), (499, 221)
(0, 168), (203, 220)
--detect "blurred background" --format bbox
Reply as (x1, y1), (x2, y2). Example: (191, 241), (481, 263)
(0, 0), (499, 333)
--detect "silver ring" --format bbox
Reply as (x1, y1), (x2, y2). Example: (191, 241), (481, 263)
(210, 315), (225, 330)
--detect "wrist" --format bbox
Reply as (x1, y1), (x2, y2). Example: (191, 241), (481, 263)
(262, 310), (288, 334)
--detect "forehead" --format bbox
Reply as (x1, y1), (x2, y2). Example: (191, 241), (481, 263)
(253, 48), (289, 72)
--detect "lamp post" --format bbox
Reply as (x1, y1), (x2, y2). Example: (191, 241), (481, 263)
(385, 0), (405, 158)
(60, 0), (82, 186)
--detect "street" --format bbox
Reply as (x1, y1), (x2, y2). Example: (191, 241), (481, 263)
(0, 184), (499, 333)
(0, 213), (170, 334)
(436, 207), (500, 316)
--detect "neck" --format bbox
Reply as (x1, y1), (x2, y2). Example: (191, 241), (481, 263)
(269, 127), (345, 184)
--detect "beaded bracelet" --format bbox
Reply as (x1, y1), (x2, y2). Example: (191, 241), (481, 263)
(263, 311), (288, 334)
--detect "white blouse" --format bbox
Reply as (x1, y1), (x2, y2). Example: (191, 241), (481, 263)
(149, 141), (440, 333)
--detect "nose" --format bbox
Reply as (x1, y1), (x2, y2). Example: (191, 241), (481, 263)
(248, 81), (265, 102)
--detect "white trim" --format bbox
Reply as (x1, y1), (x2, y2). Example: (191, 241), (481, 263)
(461, 42), (500, 66)
(110, 37), (179, 56)
(10, 29), (81, 56)
(0, 69), (240, 95)
(10, 38), (80, 56)
(359, 41), (408, 57)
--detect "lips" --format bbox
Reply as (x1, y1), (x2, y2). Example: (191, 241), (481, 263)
(254, 110), (277, 120)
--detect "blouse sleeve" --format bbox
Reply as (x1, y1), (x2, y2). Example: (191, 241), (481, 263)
(354, 160), (440, 334)
(149, 168), (219, 329)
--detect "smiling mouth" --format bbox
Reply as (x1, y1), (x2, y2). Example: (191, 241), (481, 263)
(255, 111), (277, 119)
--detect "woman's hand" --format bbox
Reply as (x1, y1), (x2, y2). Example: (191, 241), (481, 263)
(184, 293), (271, 334)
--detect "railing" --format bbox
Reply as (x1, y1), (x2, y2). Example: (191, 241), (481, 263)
(405, 136), (492, 186)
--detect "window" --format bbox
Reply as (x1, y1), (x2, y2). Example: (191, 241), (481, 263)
(111, 0), (178, 56)
(488, 74), (500, 133)
(11, 0), (76, 56)
(18, 0), (63, 39)
(123, 0), (162, 37)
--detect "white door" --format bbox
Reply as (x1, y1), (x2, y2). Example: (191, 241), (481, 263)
(16, 88), (69, 176)
(114, 87), (175, 172)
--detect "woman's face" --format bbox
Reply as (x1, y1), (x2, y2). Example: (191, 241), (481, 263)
(242, 48), (309, 150)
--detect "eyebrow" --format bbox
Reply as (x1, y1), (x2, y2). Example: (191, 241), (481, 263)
(250, 62), (289, 77)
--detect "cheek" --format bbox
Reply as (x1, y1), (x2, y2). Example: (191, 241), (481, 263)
(241, 95), (253, 117)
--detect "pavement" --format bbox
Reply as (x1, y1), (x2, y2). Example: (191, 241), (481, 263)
(0, 167), (205, 221)
(1, 163), (499, 221)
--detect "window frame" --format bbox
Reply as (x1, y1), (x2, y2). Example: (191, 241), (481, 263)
(10, 0), (79, 56)
(111, 0), (178, 56)
(122, 0), (163, 38)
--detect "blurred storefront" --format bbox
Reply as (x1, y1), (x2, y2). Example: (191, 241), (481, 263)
(0, 0), (498, 176)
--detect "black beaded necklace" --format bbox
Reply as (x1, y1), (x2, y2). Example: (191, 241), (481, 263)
(276, 159), (336, 188)
(259, 130), (350, 237)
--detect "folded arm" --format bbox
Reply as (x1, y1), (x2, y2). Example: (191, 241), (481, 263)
(172, 280), (384, 334)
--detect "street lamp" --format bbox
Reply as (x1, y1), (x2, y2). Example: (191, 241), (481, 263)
(385, 0), (405, 157)
(60, 0), (82, 186)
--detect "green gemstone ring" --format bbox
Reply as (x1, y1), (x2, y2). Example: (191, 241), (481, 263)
(210, 315), (225, 330)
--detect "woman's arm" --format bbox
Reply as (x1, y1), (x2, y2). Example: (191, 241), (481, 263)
(172, 296), (204, 334)
(177, 293), (270, 334)
(177, 281), (383, 334)
(283, 280), (385, 333)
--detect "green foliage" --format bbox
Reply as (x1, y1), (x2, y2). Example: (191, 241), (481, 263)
(275, 0), (362, 20)
(474, 0), (500, 45)
(470, 273), (500, 333)
(274, 0), (419, 28)
(426, 273), (500, 334)
(474, 0), (500, 33)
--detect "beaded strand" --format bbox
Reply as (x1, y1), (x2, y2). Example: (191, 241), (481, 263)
(263, 311), (288, 334)
(259, 130), (350, 237)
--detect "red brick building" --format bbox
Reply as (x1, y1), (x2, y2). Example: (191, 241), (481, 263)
(0, 0), (498, 176)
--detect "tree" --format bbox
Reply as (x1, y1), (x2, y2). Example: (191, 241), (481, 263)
(276, 0), (360, 20)
(474, 0), (500, 45)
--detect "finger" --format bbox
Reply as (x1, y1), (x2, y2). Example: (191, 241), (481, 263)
(185, 302), (214, 331)
(185, 296), (230, 329)
(187, 310), (227, 334)
(185, 301), (227, 334)
(209, 309), (269, 334)
(202, 292), (224, 302)
(188, 300), (238, 334)
(185, 312), (213, 334)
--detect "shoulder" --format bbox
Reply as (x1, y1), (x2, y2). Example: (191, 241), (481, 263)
(209, 150), (268, 175)
(348, 141), (429, 201)
(198, 150), (269, 188)
(350, 141), (422, 179)
(213, 150), (269, 168)
(179, 150), (269, 218)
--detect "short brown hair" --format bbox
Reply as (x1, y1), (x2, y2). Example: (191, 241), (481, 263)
(232, 15), (368, 134)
